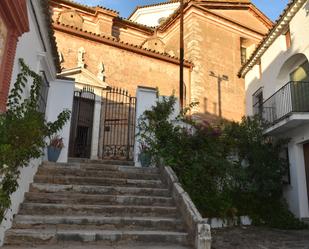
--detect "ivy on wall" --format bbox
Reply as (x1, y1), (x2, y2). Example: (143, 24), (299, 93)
(137, 95), (307, 229)
(0, 59), (70, 222)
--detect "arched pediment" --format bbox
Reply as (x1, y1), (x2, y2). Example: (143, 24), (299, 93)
(58, 10), (84, 29)
(141, 37), (165, 53)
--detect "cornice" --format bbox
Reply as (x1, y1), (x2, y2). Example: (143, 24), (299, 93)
(53, 22), (193, 68)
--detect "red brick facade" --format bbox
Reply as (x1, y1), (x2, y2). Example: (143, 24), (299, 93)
(0, 0), (29, 112)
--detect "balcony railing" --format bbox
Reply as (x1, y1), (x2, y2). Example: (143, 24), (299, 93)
(254, 81), (309, 125)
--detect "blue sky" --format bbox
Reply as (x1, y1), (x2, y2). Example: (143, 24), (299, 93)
(74, 0), (289, 21)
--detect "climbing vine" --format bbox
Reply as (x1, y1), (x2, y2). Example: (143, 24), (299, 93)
(138, 95), (307, 229)
(0, 59), (70, 222)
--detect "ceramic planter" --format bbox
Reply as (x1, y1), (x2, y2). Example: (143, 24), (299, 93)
(47, 146), (62, 162)
(139, 152), (152, 167)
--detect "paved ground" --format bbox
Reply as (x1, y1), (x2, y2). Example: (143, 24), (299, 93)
(212, 226), (309, 249)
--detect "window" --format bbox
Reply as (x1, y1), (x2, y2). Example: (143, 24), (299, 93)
(290, 61), (309, 82)
(38, 71), (49, 114)
(285, 28), (291, 49)
(241, 47), (247, 65)
(252, 87), (263, 116)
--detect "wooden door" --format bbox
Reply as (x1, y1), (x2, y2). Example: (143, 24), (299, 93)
(302, 143), (309, 203)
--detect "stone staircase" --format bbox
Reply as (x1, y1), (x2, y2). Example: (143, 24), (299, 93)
(3, 160), (191, 248)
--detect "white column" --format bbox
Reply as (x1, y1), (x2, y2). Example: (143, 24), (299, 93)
(91, 94), (102, 159)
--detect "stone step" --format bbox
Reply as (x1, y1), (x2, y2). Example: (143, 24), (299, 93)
(2, 242), (192, 249)
(30, 183), (171, 197)
(44, 162), (159, 174)
(5, 229), (188, 246)
(24, 192), (174, 206)
(33, 175), (164, 188)
(19, 203), (178, 218)
(68, 158), (135, 166)
(12, 215), (185, 231)
(37, 166), (161, 180)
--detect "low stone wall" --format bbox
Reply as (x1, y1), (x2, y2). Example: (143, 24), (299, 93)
(158, 164), (211, 249)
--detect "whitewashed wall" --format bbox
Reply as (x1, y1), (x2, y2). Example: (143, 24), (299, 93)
(129, 2), (180, 27)
(45, 79), (74, 163)
(134, 86), (158, 167)
(244, 1), (309, 219)
(0, 0), (66, 244)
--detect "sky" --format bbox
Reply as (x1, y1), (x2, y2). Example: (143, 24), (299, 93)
(73, 0), (289, 21)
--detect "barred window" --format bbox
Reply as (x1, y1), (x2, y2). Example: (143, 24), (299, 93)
(241, 47), (247, 65)
(38, 71), (49, 114)
(252, 87), (263, 116)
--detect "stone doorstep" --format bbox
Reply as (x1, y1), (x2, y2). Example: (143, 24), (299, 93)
(19, 203), (178, 218)
(5, 229), (189, 246)
(24, 192), (175, 206)
(67, 158), (135, 166)
(29, 183), (171, 197)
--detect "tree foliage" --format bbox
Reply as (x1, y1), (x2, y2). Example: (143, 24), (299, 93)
(137, 95), (306, 229)
(0, 59), (70, 222)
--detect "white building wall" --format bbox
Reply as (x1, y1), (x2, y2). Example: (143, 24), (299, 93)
(129, 3), (180, 27)
(45, 79), (74, 163)
(134, 87), (158, 167)
(244, 0), (309, 219)
(0, 0), (69, 244)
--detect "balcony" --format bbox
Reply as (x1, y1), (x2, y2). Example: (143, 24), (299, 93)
(254, 81), (309, 134)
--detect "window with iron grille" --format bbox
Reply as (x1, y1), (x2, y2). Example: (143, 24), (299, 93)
(38, 71), (49, 114)
(241, 47), (247, 65)
(252, 87), (263, 116)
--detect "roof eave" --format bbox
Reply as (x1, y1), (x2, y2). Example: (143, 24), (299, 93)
(238, 0), (307, 78)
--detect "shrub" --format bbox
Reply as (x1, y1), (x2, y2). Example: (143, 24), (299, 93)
(0, 59), (70, 222)
(138, 95), (307, 229)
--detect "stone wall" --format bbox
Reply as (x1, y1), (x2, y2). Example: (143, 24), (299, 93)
(55, 30), (191, 98)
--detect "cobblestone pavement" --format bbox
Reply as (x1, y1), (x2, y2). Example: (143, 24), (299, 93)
(212, 226), (309, 249)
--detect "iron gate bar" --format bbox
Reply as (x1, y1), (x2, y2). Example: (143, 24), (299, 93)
(102, 87), (136, 160)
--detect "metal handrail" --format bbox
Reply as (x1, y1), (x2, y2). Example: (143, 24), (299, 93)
(253, 81), (309, 125)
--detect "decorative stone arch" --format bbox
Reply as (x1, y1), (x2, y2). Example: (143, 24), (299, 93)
(141, 37), (166, 53)
(277, 53), (309, 81)
(58, 10), (84, 29)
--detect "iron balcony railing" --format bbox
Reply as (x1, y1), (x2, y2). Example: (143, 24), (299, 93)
(253, 81), (309, 125)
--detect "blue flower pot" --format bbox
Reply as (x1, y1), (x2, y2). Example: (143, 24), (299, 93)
(139, 152), (152, 167)
(47, 146), (62, 162)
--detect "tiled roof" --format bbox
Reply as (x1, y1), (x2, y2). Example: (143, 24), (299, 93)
(42, 0), (61, 72)
(53, 22), (193, 67)
(128, 0), (180, 20)
(238, 0), (307, 78)
(54, 0), (119, 15)
(115, 17), (156, 31)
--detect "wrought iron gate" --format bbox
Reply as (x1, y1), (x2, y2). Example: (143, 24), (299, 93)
(102, 87), (136, 160)
(69, 88), (95, 158)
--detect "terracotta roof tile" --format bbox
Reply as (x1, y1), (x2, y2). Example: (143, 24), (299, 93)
(54, 0), (119, 15)
(54, 22), (193, 66)
(238, 0), (306, 77)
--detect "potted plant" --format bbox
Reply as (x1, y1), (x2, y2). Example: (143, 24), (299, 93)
(138, 142), (152, 167)
(47, 135), (64, 162)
